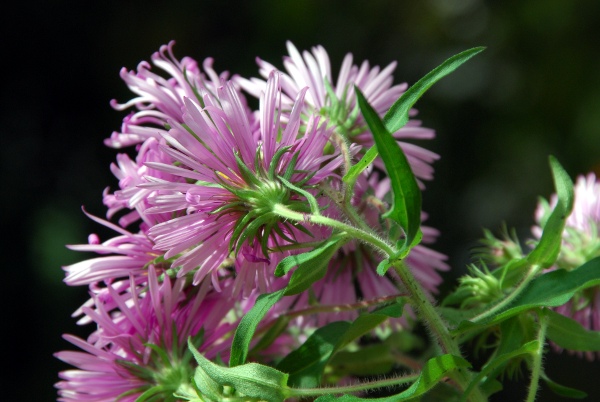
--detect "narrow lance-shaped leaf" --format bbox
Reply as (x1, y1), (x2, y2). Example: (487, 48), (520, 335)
(275, 237), (345, 296)
(527, 156), (574, 268)
(343, 47), (486, 184)
(229, 289), (286, 367)
(383, 47), (486, 133)
(541, 372), (588, 399)
(356, 88), (421, 257)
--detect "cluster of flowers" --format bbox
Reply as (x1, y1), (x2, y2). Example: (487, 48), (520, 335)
(54, 40), (600, 401)
(54, 41), (449, 401)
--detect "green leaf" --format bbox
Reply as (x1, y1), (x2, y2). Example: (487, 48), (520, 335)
(230, 237), (345, 367)
(189, 339), (290, 402)
(383, 47), (486, 134)
(274, 238), (342, 277)
(546, 308), (600, 351)
(459, 341), (539, 402)
(277, 321), (351, 388)
(328, 343), (396, 376)
(541, 372), (588, 399)
(229, 289), (286, 367)
(527, 156), (574, 268)
(280, 238), (346, 296)
(356, 88), (421, 254)
(342, 145), (378, 185)
(278, 300), (404, 388)
(454, 257), (600, 334)
(314, 354), (471, 401)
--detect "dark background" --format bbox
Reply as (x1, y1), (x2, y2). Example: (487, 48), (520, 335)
(2, 0), (600, 400)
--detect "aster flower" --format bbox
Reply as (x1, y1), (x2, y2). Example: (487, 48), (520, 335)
(62, 210), (159, 287)
(55, 266), (238, 401)
(141, 71), (342, 293)
(107, 40), (231, 149)
(103, 137), (182, 230)
(236, 40), (439, 183)
(531, 172), (600, 360)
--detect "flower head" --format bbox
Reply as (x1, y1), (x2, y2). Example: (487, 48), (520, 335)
(142, 71), (341, 292)
(55, 267), (238, 401)
(237, 41), (439, 183)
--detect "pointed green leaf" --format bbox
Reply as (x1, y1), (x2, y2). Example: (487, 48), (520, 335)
(527, 156), (574, 268)
(459, 341), (539, 402)
(356, 88), (421, 253)
(281, 238), (346, 296)
(277, 321), (351, 388)
(546, 308), (600, 351)
(541, 373), (588, 399)
(383, 47), (486, 134)
(229, 289), (286, 367)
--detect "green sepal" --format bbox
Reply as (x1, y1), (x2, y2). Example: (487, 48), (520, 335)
(188, 338), (290, 402)
(527, 156), (574, 268)
(546, 308), (600, 351)
(313, 354), (471, 401)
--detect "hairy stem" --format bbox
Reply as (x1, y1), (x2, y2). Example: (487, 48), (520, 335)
(393, 261), (487, 402)
(273, 204), (394, 256)
(525, 311), (549, 402)
(288, 373), (420, 398)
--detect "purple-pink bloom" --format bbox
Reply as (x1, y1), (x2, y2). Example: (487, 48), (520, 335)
(236, 41), (440, 184)
(141, 71), (341, 293)
(107, 41), (230, 149)
(62, 210), (159, 287)
(55, 266), (238, 401)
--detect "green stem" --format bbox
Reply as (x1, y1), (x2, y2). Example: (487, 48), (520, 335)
(393, 261), (487, 402)
(273, 204), (395, 256)
(288, 373), (420, 398)
(525, 311), (549, 402)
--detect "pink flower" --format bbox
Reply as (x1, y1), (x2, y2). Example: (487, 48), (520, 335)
(236, 41), (439, 184)
(142, 71), (341, 293)
(55, 266), (238, 401)
(103, 137), (182, 230)
(106, 41), (231, 149)
(532, 172), (600, 359)
(62, 210), (159, 287)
